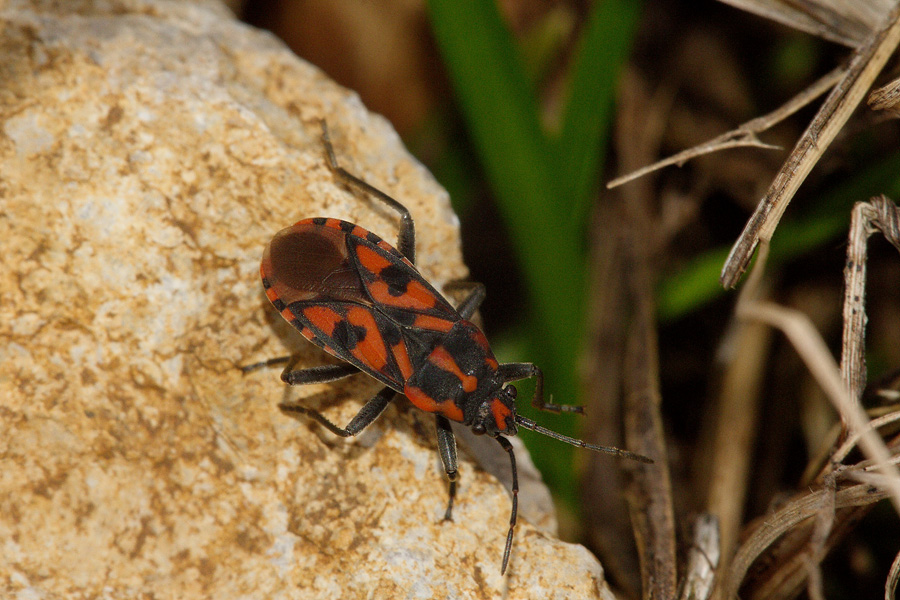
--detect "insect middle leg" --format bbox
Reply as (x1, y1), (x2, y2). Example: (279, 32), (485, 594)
(279, 385), (399, 438)
(320, 120), (416, 264)
(247, 355), (395, 437)
(498, 362), (584, 414)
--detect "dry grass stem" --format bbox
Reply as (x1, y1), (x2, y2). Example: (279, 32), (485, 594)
(868, 76), (900, 114)
(832, 410), (900, 464)
(736, 297), (900, 513)
(583, 69), (676, 597)
(678, 514), (721, 600)
(606, 67), (842, 190)
(720, 3), (900, 288)
(716, 0), (895, 47)
(709, 239), (900, 597)
(621, 207), (677, 600)
(841, 196), (900, 401)
(887, 547), (900, 600)
(804, 474), (837, 600)
(721, 479), (891, 599)
(704, 315), (772, 559)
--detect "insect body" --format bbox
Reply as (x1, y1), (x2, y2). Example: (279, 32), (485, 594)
(248, 122), (652, 574)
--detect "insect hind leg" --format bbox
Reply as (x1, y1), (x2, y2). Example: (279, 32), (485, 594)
(279, 362), (360, 386)
(240, 355), (292, 374)
(498, 362), (584, 414)
(279, 385), (398, 437)
(320, 120), (416, 264)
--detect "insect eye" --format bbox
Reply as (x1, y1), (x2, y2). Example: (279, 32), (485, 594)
(505, 385), (517, 400)
(472, 423), (486, 436)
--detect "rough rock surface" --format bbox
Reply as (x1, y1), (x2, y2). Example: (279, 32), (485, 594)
(0, 2), (617, 599)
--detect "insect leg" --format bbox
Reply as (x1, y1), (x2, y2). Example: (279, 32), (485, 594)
(279, 385), (398, 437)
(320, 120), (416, 264)
(240, 355), (359, 385)
(239, 355), (292, 374)
(280, 362), (360, 386)
(435, 415), (458, 521)
(498, 362), (584, 414)
(443, 281), (486, 320)
(495, 435), (518, 575)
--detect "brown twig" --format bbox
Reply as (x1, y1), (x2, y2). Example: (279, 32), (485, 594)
(887, 547), (900, 600)
(584, 68), (678, 599)
(708, 237), (900, 597)
(841, 195), (900, 402)
(720, 3), (900, 288)
(721, 477), (891, 599)
(702, 308), (772, 562)
(622, 238), (677, 600)
(737, 295), (900, 513)
(606, 67), (842, 190)
(715, 0), (893, 47)
(869, 75), (900, 113)
(617, 77), (678, 600)
(678, 514), (721, 600)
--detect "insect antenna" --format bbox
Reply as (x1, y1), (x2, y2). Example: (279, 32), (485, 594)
(514, 415), (653, 464)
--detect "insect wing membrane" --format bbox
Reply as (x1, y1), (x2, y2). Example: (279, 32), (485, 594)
(263, 222), (368, 305)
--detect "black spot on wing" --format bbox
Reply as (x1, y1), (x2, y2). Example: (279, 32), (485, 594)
(380, 264), (413, 296)
(332, 319), (367, 350)
(380, 322), (402, 346)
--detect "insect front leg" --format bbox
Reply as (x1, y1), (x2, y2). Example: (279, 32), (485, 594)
(320, 121), (417, 264)
(435, 415), (458, 521)
(498, 362), (584, 414)
(495, 435), (518, 575)
(279, 385), (398, 437)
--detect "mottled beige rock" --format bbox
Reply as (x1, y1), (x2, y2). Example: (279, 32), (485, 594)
(0, 2), (616, 599)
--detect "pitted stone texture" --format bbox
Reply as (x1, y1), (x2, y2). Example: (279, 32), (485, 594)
(0, 2), (616, 599)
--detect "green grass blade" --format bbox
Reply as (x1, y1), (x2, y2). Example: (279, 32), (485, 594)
(658, 151), (900, 321)
(426, 0), (582, 370)
(556, 0), (642, 222)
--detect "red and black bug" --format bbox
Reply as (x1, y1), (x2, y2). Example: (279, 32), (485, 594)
(245, 121), (652, 574)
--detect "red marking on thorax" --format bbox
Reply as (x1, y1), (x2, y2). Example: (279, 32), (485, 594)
(470, 328), (499, 369)
(429, 346), (477, 393)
